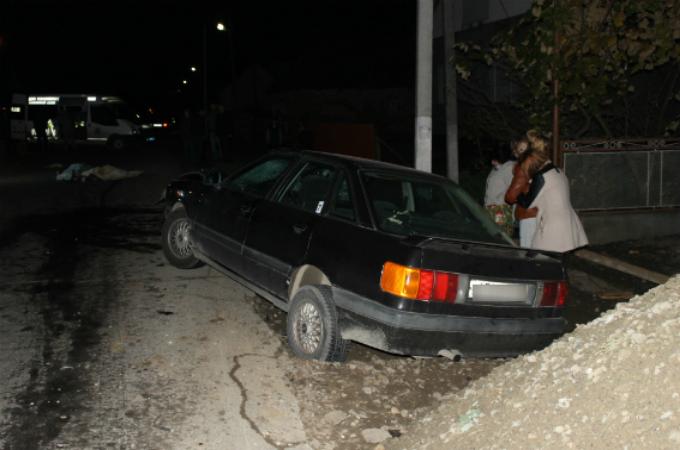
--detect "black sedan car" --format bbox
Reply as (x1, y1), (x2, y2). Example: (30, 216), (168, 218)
(161, 150), (568, 361)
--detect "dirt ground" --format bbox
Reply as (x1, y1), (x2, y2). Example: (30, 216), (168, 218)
(251, 295), (502, 449)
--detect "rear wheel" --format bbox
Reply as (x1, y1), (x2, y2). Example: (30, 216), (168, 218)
(161, 208), (202, 269)
(287, 285), (349, 362)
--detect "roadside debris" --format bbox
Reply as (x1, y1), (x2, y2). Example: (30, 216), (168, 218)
(575, 248), (670, 284)
(597, 291), (634, 301)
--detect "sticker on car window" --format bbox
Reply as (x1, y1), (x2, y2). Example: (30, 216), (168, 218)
(315, 201), (325, 214)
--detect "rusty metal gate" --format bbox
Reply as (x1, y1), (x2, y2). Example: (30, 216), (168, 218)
(561, 139), (680, 211)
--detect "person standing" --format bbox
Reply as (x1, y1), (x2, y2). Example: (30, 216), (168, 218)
(484, 145), (515, 236)
(521, 135), (588, 252)
(504, 136), (536, 246)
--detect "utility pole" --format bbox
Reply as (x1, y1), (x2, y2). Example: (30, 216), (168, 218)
(415, 0), (433, 172)
(442, 0), (459, 182)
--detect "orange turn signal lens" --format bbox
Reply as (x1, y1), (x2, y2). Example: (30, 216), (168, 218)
(380, 261), (459, 303)
(380, 262), (421, 299)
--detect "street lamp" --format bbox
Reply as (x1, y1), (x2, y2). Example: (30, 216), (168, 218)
(215, 19), (237, 113)
(203, 20), (231, 110)
(201, 18), (237, 146)
(190, 66), (197, 72)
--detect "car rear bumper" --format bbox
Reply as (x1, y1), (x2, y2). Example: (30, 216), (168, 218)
(332, 287), (565, 357)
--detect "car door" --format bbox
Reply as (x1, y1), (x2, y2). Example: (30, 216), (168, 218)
(243, 160), (338, 299)
(191, 154), (297, 275)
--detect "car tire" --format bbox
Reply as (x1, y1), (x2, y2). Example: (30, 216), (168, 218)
(161, 208), (202, 269)
(287, 285), (349, 362)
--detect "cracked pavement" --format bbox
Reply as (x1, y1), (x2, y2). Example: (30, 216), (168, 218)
(0, 208), (309, 450)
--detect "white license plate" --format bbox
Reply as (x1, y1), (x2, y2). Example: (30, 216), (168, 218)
(468, 280), (531, 303)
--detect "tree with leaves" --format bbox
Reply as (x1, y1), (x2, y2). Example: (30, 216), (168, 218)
(457, 0), (680, 139)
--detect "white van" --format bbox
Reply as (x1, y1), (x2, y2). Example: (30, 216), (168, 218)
(10, 94), (141, 149)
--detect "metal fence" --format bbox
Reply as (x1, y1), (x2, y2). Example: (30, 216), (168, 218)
(561, 139), (680, 211)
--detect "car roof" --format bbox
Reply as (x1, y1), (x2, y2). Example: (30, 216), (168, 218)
(273, 149), (452, 182)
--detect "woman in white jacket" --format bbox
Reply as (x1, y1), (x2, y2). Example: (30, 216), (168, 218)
(517, 137), (588, 253)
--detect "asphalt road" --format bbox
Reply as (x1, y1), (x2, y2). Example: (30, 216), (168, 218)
(0, 207), (311, 449)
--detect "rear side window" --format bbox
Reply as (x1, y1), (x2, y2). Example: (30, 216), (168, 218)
(279, 162), (336, 213)
(329, 173), (356, 221)
(227, 157), (293, 197)
(362, 172), (512, 245)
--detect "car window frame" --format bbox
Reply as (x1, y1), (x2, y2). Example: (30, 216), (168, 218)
(326, 169), (359, 224)
(274, 160), (340, 214)
(221, 153), (299, 199)
(357, 168), (513, 245)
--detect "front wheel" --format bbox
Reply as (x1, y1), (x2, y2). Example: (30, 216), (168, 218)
(287, 285), (349, 362)
(161, 208), (202, 269)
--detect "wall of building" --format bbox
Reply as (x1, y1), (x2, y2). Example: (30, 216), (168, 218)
(581, 210), (680, 245)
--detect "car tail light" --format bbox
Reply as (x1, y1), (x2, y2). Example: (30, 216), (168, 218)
(381, 262), (458, 303)
(416, 270), (434, 300)
(540, 281), (568, 307)
(433, 272), (459, 302)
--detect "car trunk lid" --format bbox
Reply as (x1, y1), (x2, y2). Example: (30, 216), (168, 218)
(415, 237), (565, 281)
(409, 238), (566, 307)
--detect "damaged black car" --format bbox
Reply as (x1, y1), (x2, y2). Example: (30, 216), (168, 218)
(161, 150), (568, 362)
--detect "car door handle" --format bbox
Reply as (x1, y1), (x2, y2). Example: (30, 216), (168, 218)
(239, 204), (253, 216)
(292, 223), (308, 234)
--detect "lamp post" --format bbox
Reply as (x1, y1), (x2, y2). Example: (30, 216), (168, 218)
(215, 20), (236, 109)
(201, 21), (232, 139)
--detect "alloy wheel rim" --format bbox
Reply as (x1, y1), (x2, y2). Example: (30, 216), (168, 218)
(296, 302), (322, 354)
(170, 219), (192, 257)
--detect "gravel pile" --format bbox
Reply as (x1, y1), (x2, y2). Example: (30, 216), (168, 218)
(389, 275), (680, 449)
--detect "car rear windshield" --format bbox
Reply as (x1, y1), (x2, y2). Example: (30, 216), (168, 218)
(362, 171), (513, 245)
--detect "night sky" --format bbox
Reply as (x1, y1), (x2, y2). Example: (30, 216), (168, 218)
(2, 1), (416, 109)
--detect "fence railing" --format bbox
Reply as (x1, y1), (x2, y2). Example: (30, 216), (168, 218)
(561, 139), (680, 211)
